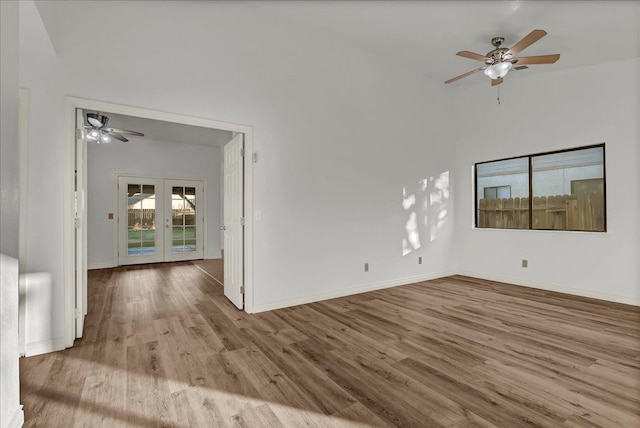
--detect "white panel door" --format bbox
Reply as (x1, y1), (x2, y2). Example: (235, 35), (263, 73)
(164, 180), (204, 262)
(118, 176), (165, 265)
(223, 134), (244, 309)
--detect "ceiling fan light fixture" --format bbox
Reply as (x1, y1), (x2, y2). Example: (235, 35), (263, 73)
(100, 133), (111, 144)
(484, 61), (512, 79)
(86, 130), (99, 141)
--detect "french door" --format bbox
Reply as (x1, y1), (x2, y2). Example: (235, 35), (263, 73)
(165, 179), (204, 262)
(118, 176), (204, 265)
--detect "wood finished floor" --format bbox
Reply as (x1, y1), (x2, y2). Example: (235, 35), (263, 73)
(191, 258), (224, 285)
(20, 263), (640, 427)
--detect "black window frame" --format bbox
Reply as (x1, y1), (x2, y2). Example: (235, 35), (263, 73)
(474, 143), (606, 232)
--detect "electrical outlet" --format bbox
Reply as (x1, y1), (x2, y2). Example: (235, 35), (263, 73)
(522, 259), (528, 268)
(108, 213), (114, 219)
(364, 263), (369, 272)
(418, 256), (423, 265)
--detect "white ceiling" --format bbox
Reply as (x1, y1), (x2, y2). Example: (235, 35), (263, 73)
(65, 1), (638, 142)
(92, 112), (233, 147)
(255, 0), (640, 85)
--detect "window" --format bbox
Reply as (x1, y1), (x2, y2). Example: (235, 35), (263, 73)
(476, 157), (529, 229)
(475, 144), (606, 232)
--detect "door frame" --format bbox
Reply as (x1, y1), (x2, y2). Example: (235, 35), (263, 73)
(63, 96), (255, 348)
(18, 88), (29, 356)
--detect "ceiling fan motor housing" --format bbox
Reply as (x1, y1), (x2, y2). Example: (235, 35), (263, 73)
(87, 113), (109, 129)
(485, 37), (514, 65)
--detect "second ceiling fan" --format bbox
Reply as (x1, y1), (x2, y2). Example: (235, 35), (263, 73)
(445, 29), (560, 86)
(85, 113), (144, 143)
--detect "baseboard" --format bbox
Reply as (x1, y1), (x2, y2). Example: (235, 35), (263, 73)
(6, 405), (24, 428)
(457, 270), (640, 307)
(88, 262), (115, 270)
(250, 271), (455, 313)
(25, 337), (66, 357)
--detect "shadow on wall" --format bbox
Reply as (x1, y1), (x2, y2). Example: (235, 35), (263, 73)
(402, 171), (450, 256)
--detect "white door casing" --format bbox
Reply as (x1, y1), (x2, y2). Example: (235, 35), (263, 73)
(75, 108), (87, 338)
(223, 134), (244, 309)
(18, 88), (29, 354)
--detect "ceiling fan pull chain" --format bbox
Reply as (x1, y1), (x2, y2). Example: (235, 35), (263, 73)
(497, 85), (501, 105)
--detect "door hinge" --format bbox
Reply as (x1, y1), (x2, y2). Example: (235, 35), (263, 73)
(240, 217), (245, 226)
(240, 286), (245, 294)
(74, 218), (81, 229)
(240, 148), (245, 157)
(75, 129), (84, 139)
(74, 308), (81, 319)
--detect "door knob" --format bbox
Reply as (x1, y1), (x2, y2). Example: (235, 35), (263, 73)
(220, 225), (226, 230)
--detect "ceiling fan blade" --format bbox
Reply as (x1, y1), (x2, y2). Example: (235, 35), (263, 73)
(104, 127), (144, 137)
(444, 67), (486, 84)
(456, 51), (490, 62)
(513, 54), (560, 65)
(107, 132), (129, 142)
(87, 113), (109, 128)
(491, 77), (503, 86)
(507, 29), (547, 56)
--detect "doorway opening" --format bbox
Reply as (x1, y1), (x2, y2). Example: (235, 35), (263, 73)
(64, 97), (254, 348)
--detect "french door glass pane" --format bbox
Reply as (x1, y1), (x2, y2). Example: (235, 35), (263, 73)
(128, 230), (142, 242)
(127, 183), (156, 256)
(173, 228), (185, 241)
(170, 186), (197, 253)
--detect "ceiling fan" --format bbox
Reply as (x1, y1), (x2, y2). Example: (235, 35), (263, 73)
(444, 29), (560, 86)
(85, 113), (144, 143)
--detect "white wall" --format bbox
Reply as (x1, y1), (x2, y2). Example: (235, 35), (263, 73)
(87, 138), (225, 267)
(19, 0), (66, 352)
(33, 1), (59, 53)
(43, 1), (454, 317)
(1, 0), (25, 426)
(453, 58), (640, 305)
(1, 2), (20, 259)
